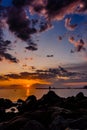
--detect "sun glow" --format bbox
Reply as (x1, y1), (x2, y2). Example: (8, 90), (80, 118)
(26, 84), (30, 88)
(57, 76), (69, 80)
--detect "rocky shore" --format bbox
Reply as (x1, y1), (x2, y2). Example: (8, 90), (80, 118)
(0, 91), (87, 130)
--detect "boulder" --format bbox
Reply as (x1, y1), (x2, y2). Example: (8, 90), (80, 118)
(21, 120), (46, 130)
(49, 116), (68, 130)
(69, 117), (87, 130)
(5, 117), (29, 130)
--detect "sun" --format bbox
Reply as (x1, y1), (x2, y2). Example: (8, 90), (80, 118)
(26, 84), (30, 88)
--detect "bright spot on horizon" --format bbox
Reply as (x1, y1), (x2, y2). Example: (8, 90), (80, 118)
(26, 84), (30, 88)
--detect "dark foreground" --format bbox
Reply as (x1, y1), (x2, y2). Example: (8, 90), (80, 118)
(0, 91), (87, 130)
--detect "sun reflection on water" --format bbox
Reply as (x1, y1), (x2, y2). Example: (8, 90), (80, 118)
(26, 84), (30, 97)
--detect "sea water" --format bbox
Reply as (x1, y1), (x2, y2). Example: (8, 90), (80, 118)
(0, 88), (87, 101)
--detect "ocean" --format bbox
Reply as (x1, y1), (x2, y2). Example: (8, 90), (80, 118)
(0, 88), (87, 101)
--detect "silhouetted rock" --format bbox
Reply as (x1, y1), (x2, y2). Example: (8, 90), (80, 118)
(38, 91), (63, 107)
(21, 120), (46, 130)
(22, 110), (51, 127)
(0, 98), (12, 109)
(6, 117), (29, 130)
(0, 108), (5, 122)
(17, 95), (37, 112)
(69, 117), (87, 130)
(17, 99), (24, 104)
(83, 85), (87, 89)
(76, 92), (85, 100)
(49, 116), (68, 130)
(0, 91), (87, 129)
(63, 96), (76, 110)
(76, 99), (87, 109)
(49, 106), (71, 121)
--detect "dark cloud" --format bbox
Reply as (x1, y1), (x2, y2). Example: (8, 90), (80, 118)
(30, 66), (36, 70)
(5, 73), (20, 79)
(58, 36), (62, 41)
(69, 37), (86, 52)
(39, 21), (53, 32)
(25, 40), (38, 51)
(7, 7), (37, 41)
(0, 75), (8, 81)
(65, 62), (87, 73)
(1, 52), (19, 63)
(76, 0), (87, 13)
(1, 0), (87, 41)
(1, 66), (87, 82)
(28, 0), (86, 21)
(46, 55), (54, 57)
(0, 8), (19, 63)
(76, 39), (86, 52)
(6, 0), (87, 41)
(0, 37), (19, 63)
(0, 0), (87, 62)
(65, 17), (77, 31)
(59, 66), (68, 73)
(25, 45), (38, 51)
(12, 0), (26, 7)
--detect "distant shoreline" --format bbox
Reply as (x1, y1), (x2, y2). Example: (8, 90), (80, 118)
(36, 87), (87, 89)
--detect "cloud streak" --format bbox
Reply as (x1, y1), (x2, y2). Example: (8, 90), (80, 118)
(0, 33), (19, 63)
(0, 66), (86, 82)
(65, 17), (77, 31)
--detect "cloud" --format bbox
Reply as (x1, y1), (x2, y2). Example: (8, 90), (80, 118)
(1, 0), (87, 43)
(28, 0), (87, 21)
(25, 45), (38, 51)
(0, 37), (19, 63)
(2, 0), (87, 37)
(65, 62), (87, 72)
(0, 0), (87, 63)
(46, 55), (54, 57)
(39, 21), (53, 32)
(25, 39), (38, 51)
(7, 7), (37, 41)
(65, 17), (77, 31)
(0, 75), (8, 81)
(58, 36), (62, 41)
(0, 66), (87, 83)
(68, 37), (86, 52)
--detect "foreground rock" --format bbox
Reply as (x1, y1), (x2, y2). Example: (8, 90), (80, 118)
(0, 91), (87, 130)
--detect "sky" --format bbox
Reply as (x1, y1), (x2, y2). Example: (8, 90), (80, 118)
(0, 0), (87, 90)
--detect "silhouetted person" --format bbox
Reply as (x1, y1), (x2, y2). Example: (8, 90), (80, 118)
(49, 86), (51, 91)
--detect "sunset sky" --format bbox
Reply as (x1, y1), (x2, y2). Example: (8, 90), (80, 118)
(0, 0), (87, 90)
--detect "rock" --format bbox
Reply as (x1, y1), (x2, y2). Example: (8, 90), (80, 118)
(0, 123), (6, 130)
(69, 117), (87, 130)
(63, 96), (76, 110)
(22, 110), (51, 127)
(21, 120), (46, 130)
(76, 92), (85, 100)
(76, 99), (87, 109)
(38, 91), (63, 106)
(0, 98), (12, 109)
(48, 106), (71, 121)
(17, 99), (24, 105)
(6, 117), (29, 130)
(49, 116), (68, 130)
(17, 95), (37, 112)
